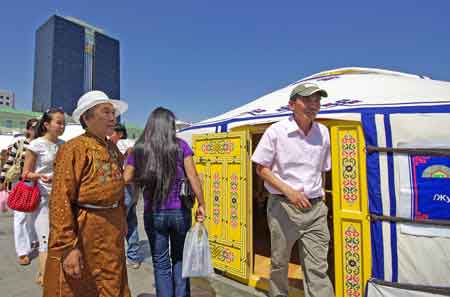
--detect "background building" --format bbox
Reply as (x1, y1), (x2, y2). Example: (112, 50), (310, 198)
(0, 90), (15, 108)
(123, 123), (144, 139)
(0, 106), (142, 139)
(32, 15), (120, 115)
(0, 107), (42, 134)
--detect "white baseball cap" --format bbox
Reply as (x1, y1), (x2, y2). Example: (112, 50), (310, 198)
(72, 90), (128, 123)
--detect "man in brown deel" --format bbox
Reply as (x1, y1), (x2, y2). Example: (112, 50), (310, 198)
(43, 90), (130, 297)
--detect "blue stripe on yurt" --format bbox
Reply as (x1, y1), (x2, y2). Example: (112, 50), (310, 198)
(361, 113), (384, 279)
(179, 103), (450, 133)
(383, 115), (398, 282)
(318, 103), (450, 115)
(362, 113), (382, 214)
(370, 221), (384, 279)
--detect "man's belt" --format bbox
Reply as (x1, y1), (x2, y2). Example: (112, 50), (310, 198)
(309, 197), (324, 204)
(76, 201), (120, 210)
(271, 193), (323, 204)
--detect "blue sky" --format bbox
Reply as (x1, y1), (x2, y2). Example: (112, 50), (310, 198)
(1, 0), (450, 126)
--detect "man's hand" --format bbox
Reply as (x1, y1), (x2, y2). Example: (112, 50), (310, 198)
(286, 189), (312, 209)
(195, 204), (206, 222)
(63, 249), (84, 279)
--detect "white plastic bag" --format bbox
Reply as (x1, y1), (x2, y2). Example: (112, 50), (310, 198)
(182, 222), (214, 278)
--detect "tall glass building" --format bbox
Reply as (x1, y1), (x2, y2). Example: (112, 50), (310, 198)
(32, 15), (120, 115)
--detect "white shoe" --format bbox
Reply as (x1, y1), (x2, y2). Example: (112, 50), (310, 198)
(126, 260), (141, 269)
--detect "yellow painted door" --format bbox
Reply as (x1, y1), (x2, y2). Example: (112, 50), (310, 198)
(329, 123), (371, 297)
(192, 131), (251, 281)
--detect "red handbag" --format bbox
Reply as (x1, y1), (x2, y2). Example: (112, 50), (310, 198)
(7, 181), (41, 212)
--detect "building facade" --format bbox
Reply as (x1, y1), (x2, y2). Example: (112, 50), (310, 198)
(32, 15), (120, 115)
(0, 90), (15, 108)
(0, 107), (142, 141)
(0, 107), (42, 135)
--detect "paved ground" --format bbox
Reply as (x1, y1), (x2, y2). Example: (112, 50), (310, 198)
(0, 201), (266, 297)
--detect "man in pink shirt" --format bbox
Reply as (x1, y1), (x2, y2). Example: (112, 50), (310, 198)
(252, 82), (334, 297)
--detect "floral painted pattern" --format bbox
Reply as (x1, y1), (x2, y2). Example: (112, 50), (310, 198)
(201, 141), (234, 154)
(342, 133), (358, 204)
(213, 172), (221, 225)
(210, 245), (235, 263)
(344, 224), (361, 297)
(229, 173), (239, 228)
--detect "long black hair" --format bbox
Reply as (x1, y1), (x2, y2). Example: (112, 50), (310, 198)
(133, 107), (180, 207)
(35, 107), (64, 138)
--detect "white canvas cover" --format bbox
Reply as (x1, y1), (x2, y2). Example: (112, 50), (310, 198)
(366, 279), (450, 297)
(0, 134), (15, 151)
(178, 67), (450, 144)
(60, 124), (85, 141)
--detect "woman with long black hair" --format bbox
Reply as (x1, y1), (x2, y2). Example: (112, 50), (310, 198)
(124, 107), (205, 297)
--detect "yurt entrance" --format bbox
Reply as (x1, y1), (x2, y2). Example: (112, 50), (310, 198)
(244, 123), (334, 295)
(240, 119), (372, 297)
(191, 119), (371, 297)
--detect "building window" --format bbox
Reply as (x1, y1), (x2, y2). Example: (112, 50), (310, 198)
(5, 102), (9, 106)
(5, 120), (13, 128)
(20, 121), (26, 128)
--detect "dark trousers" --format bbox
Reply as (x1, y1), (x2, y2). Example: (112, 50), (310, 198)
(125, 185), (141, 263)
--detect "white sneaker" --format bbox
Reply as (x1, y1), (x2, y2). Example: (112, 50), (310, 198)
(126, 260), (141, 269)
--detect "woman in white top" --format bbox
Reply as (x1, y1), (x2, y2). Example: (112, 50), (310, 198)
(23, 108), (65, 285)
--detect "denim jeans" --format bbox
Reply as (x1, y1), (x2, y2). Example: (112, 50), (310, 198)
(144, 208), (192, 297)
(125, 185), (141, 263)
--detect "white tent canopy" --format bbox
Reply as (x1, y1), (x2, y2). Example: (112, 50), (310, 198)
(0, 134), (16, 151)
(179, 67), (450, 142)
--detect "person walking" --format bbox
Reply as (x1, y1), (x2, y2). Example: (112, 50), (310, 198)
(124, 107), (206, 297)
(0, 149), (8, 212)
(43, 90), (131, 297)
(0, 118), (39, 265)
(252, 82), (334, 297)
(111, 123), (143, 269)
(23, 109), (65, 285)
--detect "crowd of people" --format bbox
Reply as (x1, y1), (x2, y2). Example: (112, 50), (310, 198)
(0, 90), (206, 297)
(0, 81), (333, 297)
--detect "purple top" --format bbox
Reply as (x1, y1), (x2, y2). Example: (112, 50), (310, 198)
(127, 138), (194, 211)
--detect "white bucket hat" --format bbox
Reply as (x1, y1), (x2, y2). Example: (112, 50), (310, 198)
(72, 90), (128, 123)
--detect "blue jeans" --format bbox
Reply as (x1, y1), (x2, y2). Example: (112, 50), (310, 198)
(125, 185), (141, 263)
(144, 208), (192, 297)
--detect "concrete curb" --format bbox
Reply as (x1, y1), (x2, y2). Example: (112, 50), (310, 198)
(191, 274), (268, 297)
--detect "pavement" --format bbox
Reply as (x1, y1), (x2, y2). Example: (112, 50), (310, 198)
(0, 200), (266, 297)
